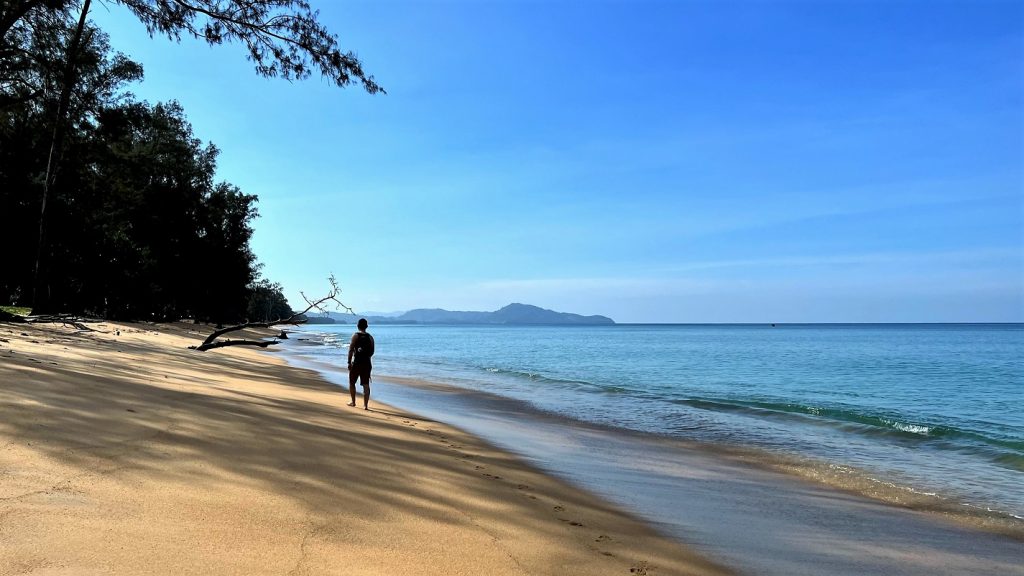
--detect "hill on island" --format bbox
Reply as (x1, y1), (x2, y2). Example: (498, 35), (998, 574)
(303, 303), (614, 325)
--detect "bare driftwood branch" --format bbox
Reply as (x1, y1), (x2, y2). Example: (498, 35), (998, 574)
(191, 274), (352, 352)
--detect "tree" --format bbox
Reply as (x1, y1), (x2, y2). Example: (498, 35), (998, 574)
(246, 279), (291, 323)
(0, 11), (143, 311)
(1, 15), (265, 322)
(87, 100), (260, 321)
(1, 0), (382, 313)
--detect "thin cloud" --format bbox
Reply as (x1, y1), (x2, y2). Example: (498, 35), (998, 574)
(659, 247), (1022, 274)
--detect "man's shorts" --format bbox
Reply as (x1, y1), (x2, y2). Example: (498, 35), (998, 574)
(349, 363), (371, 387)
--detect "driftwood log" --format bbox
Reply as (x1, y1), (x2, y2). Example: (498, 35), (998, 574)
(190, 275), (351, 352)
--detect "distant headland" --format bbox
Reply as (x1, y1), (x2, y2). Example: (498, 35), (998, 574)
(302, 303), (614, 326)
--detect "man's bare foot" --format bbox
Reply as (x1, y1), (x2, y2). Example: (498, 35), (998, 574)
(346, 402), (355, 407)
(364, 406), (370, 411)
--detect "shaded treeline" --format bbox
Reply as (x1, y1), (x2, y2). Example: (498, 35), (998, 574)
(0, 3), (294, 322)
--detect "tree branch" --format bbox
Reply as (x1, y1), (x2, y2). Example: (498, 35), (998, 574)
(191, 274), (351, 352)
(122, 0), (383, 93)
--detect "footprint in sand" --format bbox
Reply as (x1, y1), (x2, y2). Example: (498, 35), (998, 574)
(516, 484), (530, 490)
(595, 534), (612, 543)
(482, 473), (502, 480)
(553, 505), (565, 512)
(629, 561), (649, 575)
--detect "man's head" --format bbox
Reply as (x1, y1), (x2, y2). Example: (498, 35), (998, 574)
(357, 318), (368, 331)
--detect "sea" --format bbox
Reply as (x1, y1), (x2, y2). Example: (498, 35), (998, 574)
(281, 322), (1024, 572)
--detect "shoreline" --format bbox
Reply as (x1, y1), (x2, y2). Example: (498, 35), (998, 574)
(284, 324), (1024, 534)
(357, 375), (1024, 575)
(279, 335), (1024, 575)
(0, 320), (730, 575)
(374, 375), (1024, 539)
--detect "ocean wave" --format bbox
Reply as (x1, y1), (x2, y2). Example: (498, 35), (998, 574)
(476, 365), (597, 388)
(886, 420), (931, 435)
(674, 397), (1024, 466)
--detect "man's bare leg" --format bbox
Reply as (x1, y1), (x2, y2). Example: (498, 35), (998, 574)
(363, 384), (370, 410)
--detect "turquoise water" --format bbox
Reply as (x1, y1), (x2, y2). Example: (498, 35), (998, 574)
(294, 323), (1024, 519)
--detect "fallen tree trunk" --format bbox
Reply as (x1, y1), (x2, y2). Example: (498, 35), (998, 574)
(191, 338), (280, 351)
(190, 275), (351, 352)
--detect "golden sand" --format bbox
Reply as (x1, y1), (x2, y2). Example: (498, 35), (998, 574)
(0, 321), (730, 575)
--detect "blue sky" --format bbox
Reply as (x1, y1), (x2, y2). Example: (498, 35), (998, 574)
(92, 0), (1022, 322)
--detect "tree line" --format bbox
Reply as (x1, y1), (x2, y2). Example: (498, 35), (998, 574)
(0, 1), (379, 323)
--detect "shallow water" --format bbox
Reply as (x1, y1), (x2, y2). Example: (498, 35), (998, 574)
(289, 323), (1024, 520)
(366, 377), (1024, 576)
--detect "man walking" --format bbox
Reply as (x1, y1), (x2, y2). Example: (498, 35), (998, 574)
(347, 318), (374, 410)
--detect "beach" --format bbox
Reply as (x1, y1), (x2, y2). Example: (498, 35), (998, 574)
(0, 321), (729, 575)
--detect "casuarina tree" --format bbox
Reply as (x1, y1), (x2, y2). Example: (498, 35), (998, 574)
(0, 0), (382, 313)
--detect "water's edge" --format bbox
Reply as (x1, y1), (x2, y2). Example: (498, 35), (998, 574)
(281, 329), (1024, 535)
(278, 344), (1024, 576)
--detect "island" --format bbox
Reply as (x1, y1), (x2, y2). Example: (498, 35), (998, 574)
(304, 303), (614, 325)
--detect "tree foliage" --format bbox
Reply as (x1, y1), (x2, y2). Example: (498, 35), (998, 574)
(121, 0), (382, 93)
(1, 0), (383, 94)
(1, 0), (378, 318)
(0, 10), (275, 322)
(246, 279), (292, 323)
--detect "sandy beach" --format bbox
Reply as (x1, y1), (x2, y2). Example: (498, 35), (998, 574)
(0, 321), (730, 576)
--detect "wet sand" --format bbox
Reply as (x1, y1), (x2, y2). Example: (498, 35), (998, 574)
(0, 321), (728, 575)
(320, 371), (1024, 576)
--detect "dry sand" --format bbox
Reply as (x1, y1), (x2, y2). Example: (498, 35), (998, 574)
(0, 321), (731, 576)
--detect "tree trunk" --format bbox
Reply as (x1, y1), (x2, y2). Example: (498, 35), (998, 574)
(31, 0), (91, 314)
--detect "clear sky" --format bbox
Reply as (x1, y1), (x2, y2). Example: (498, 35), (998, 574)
(91, 0), (1023, 323)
